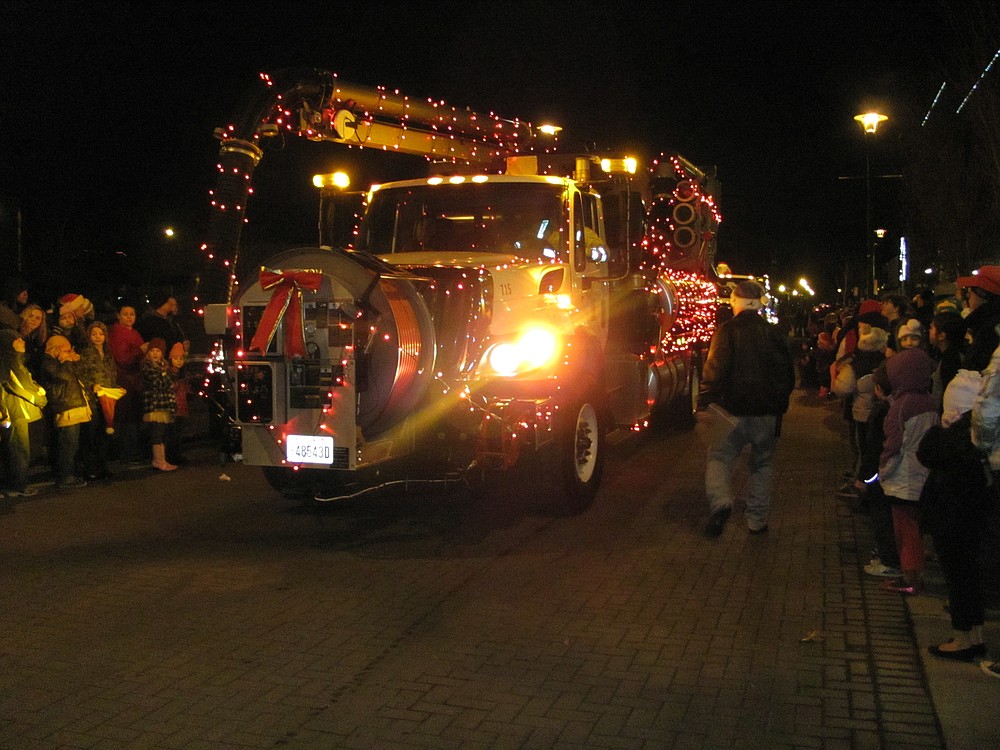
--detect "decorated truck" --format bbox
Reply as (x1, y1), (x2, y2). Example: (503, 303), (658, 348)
(202, 70), (720, 513)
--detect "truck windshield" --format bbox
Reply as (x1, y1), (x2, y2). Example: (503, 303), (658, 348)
(357, 182), (566, 261)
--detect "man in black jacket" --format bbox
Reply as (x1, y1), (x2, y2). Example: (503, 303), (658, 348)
(702, 280), (795, 536)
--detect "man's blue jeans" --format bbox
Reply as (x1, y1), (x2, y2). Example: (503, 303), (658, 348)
(705, 413), (778, 530)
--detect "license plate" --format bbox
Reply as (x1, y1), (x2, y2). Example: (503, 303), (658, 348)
(285, 434), (335, 465)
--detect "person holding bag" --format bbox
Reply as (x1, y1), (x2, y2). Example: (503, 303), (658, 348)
(0, 328), (47, 497)
(38, 334), (90, 489)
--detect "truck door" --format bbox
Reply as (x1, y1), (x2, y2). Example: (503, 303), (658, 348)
(572, 188), (610, 344)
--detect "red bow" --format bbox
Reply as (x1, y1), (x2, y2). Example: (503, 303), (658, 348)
(248, 269), (324, 358)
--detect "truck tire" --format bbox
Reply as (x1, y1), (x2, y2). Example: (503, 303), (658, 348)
(552, 388), (605, 515)
(671, 358), (700, 431)
(261, 466), (310, 496)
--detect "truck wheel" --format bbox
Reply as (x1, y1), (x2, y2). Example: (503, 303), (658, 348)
(262, 466), (336, 498)
(553, 391), (605, 515)
(260, 466), (298, 495)
(672, 359), (700, 431)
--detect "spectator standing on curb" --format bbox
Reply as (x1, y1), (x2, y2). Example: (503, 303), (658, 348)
(0, 329), (47, 498)
(135, 290), (189, 356)
(701, 280), (795, 536)
(957, 265), (1000, 372)
(878, 347), (939, 594)
(917, 369), (990, 661)
(0, 277), (29, 331)
(969, 331), (1000, 679)
(141, 338), (177, 472)
(53, 293), (95, 353)
(832, 312), (888, 498)
(880, 294), (909, 354)
(929, 311), (968, 405)
(18, 303), (48, 377)
(911, 289), (935, 330)
(78, 321), (120, 481)
(38, 335), (90, 490)
(108, 302), (146, 464)
(165, 342), (191, 466)
(861, 364), (903, 577)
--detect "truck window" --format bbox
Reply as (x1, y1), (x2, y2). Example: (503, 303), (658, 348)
(358, 182), (566, 261)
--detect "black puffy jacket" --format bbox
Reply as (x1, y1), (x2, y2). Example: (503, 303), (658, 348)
(702, 310), (795, 416)
(39, 354), (89, 415)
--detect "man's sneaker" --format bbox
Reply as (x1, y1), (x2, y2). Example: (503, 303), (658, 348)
(705, 507), (732, 537)
(980, 660), (1000, 679)
(865, 559), (902, 578)
(836, 486), (859, 500)
(56, 477), (87, 489)
(6, 487), (38, 497)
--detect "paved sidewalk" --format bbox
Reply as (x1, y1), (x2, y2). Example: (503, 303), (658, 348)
(803, 391), (1000, 750)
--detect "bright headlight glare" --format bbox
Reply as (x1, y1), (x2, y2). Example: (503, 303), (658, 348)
(486, 328), (560, 375)
(520, 328), (558, 368)
(488, 342), (522, 376)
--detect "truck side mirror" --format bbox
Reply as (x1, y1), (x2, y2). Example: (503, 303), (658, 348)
(578, 242), (610, 279)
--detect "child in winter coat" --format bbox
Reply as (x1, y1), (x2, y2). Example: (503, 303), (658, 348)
(165, 342), (191, 466)
(78, 321), (121, 480)
(39, 334), (91, 489)
(142, 338), (177, 471)
(879, 347), (939, 594)
(860, 364), (903, 578)
(832, 311), (888, 492)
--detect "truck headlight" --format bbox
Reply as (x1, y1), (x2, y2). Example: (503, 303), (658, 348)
(485, 327), (561, 376)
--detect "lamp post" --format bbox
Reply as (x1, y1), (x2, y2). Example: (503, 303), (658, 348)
(854, 112), (888, 298)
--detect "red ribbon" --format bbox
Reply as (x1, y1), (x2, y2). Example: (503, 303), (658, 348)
(248, 269), (324, 358)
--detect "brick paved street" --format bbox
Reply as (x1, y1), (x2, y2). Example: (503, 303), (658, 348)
(0, 390), (995, 749)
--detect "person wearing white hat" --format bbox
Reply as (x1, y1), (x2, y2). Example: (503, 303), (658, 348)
(701, 280), (795, 536)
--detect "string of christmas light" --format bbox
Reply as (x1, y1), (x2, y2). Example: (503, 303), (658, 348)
(640, 153), (722, 353)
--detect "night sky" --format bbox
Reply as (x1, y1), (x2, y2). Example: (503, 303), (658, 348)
(0, 1), (983, 303)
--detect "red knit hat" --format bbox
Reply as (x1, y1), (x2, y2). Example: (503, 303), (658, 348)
(147, 338), (167, 354)
(168, 342), (185, 360)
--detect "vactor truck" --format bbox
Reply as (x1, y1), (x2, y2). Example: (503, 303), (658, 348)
(202, 69), (720, 514)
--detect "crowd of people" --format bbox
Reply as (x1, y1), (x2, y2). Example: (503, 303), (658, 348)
(797, 266), (1000, 680)
(0, 276), (194, 496)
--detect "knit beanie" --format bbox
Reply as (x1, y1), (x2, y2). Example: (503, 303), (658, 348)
(168, 342), (185, 360)
(941, 369), (982, 428)
(934, 297), (961, 316)
(730, 280), (765, 315)
(59, 293), (94, 320)
(896, 318), (925, 343)
(148, 338), (167, 355)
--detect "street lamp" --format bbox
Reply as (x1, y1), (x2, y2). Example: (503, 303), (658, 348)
(854, 111), (888, 298)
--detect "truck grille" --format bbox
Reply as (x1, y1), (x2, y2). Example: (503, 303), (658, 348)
(409, 268), (492, 379)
